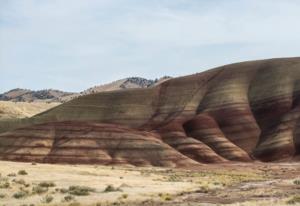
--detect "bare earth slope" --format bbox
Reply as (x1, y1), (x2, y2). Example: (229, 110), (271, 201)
(0, 57), (299, 166)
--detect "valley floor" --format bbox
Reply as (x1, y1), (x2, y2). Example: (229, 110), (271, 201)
(0, 161), (299, 206)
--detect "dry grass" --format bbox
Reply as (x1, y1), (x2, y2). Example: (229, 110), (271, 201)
(0, 101), (60, 120)
(0, 161), (298, 206)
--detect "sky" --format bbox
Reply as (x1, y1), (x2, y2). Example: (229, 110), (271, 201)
(1, 0), (300, 93)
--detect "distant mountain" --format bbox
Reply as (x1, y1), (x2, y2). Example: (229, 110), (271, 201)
(0, 76), (172, 103)
(0, 88), (75, 102)
(81, 76), (171, 94)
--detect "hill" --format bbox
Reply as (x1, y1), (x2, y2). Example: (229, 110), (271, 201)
(0, 77), (172, 103)
(61, 76), (171, 102)
(0, 101), (60, 120)
(0, 88), (75, 102)
(0, 57), (299, 166)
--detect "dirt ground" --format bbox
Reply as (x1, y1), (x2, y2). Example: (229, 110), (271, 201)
(0, 161), (299, 206)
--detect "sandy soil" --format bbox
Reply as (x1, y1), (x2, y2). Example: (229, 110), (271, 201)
(0, 161), (299, 206)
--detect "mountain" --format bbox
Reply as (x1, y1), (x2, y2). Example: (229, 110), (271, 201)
(0, 76), (172, 103)
(0, 88), (75, 102)
(0, 57), (299, 167)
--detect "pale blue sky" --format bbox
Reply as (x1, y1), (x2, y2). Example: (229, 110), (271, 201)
(1, 0), (300, 93)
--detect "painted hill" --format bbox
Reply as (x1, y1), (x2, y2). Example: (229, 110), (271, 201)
(0, 57), (299, 167)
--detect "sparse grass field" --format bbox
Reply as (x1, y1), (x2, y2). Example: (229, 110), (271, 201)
(0, 161), (299, 206)
(0, 101), (60, 120)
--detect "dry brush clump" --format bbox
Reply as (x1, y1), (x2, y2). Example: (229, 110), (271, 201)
(41, 194), (54, 204)
(293, 180), (300, 185)
(104, 185), (122, 193)
(18, 170), (28, 175)
(13, 190), (29, 199)
(32, 185), (48, 194)
(0, 175), (10, 189)
(63, 195), (75, 202)
(57, 185), (96, 196)
(286, 196), (300, 205)
(38, 181), (56, 188)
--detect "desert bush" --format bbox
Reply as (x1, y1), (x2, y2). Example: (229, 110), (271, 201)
(38, 181), (56, 187)
(104, 185), (122, 192)
(0, 181), (10, 189)
(13, 178), (26, 185)
(42, 195), (54, 203)
(13, 191), (28, 199)
(158, 193), (172, 201)
(167, 174), (182, 182)
(0, 193), (5, 198)
(68, 185), (95, 196)
(59, 188), (69, 194)
(68, 202), (81, 206)
(287, 196), (300, 204)
(64, 195), (75, 202)
(32, 185), (48, 194)
(12, 178), (30, 187)
(122, 194), (128, 199)
(7, 173), (16, 177)
(18, 170), (28, 175)
(293, 180), (300, 185)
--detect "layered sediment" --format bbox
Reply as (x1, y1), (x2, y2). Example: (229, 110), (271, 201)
(0, 57), (299, 166)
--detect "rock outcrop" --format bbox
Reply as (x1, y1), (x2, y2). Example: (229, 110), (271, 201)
(0, 57), (299, 166)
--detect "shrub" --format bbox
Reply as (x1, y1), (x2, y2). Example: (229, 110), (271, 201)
(68, 202), (81, 206)
(7, 173), (16, 177)
(68, 185), (95, 196)
(38, 181), (56, 188)
(13, 191), (28, 199)
(122, 194), (128, 199)
(64, 195), (75, 202)
(18, 170), (28, 175)
(13, 179), (26, 185)
(42, 195), (54, 203)
(32, 185), (48, 194)
(0, 181), (10, 189)
(104, 185), (122, 193)
(293, 180), (300, 185)
(158, 193), (172, 201)
(59, 188), (69, 194)
(0, 193), (5, 198)
(287, 196), (300, 204)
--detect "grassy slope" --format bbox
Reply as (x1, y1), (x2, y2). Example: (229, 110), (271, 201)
(0, 101), (60, 120)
